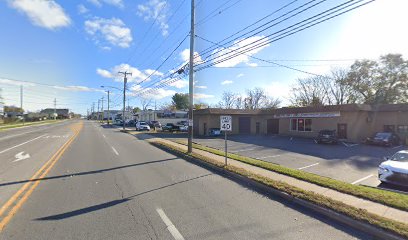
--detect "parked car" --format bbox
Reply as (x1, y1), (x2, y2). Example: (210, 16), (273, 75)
(177, 120), (188, 126)
(162, 123), (180, 132)
(366, 132), (400, 146)
(179, 125), (188, 132)
(136, 121), (150, 131)
(148, 120), (162, 129)
(209, 128), (221, 137)
(316, 130), (338, 144)
(114, 119), (123, 125)
(378, 150), (408, 186)
(126, 119), (136, 127)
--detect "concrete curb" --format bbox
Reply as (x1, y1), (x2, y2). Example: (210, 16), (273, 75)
(151, 141), (406, 240)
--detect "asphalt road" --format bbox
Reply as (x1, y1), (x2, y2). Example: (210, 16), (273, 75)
(0, 121), (372, 239)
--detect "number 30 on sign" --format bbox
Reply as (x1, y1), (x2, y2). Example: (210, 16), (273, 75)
(220, 115), (232, 131)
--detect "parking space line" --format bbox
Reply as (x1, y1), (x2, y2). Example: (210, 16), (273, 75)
(156, 208), (185, 240)
(111, 146), (119, 156)
(102, 134), (106, 138)
(232, 147), (261, 153)
(256, 155), (281, 160)
(298, 163), (319, 170)
(342, 142), (359, 147)
(351, 174), (374, 185)
(0, 134), (47, 154)
(392, 145), (403, 149)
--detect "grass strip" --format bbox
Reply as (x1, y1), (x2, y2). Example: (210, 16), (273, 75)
(151, 140), (408, 239)
(172, 139), (408, 212)
(0, 120), (61, 130)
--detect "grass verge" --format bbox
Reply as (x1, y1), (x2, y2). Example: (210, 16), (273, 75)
(151, 140), (408, 239)
(172, 139), (408, 212)
(0, 120), (61, 131)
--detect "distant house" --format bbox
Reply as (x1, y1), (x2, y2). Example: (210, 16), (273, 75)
(4, 106), (23, 118)
(40, 108), (69, 119)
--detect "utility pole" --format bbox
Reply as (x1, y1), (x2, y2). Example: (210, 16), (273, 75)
(188, 0), (195, 153)
(106, 90), (110, 125)
(20, 85), (24, 125)
(97, 99), (100, 121)
(92, 102), (95, 120)
(53, 98), (57, 121)
(101, 96), (104, 123)
(118, 71), (132, 131)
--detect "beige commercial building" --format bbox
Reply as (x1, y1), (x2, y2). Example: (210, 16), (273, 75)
(193, 104), (408, 143)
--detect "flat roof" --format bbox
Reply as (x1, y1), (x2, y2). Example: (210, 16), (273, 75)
(194, 103), (408, 115)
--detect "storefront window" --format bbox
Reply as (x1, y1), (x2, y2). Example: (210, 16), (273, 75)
(291, 118), (312, 132)
(398, 125), (408, 133)
(291, 119), (297, 131)
(305, 119), (312, 131)
(298, 119), (304, 131)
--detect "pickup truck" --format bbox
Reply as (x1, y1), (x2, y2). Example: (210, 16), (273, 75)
(162, 123), (181, 132)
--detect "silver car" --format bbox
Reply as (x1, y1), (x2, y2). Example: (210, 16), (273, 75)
(378, 150), (408, 186)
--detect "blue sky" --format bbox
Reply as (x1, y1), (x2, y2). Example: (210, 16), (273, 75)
(0, 0), (407, 114)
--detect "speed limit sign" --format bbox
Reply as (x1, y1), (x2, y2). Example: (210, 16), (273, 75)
(220, 115), (232, 131)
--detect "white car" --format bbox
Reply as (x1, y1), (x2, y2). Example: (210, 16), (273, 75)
(136, 121), (150, 131)
(378, 150), (408, 186)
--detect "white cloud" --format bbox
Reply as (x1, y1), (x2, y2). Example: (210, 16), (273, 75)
(236, 73), (244, 78)
(96, 63), (164, 83)
(87, 0), (123, 8)
(247, 62), (258, 67)
(77, 4), (89, 15)
(169, 79), (188, 89)
(195, 85), (207, 89)
(264, 81), (292, 106)
(137, 0), (169, 36)
(194, 93), (214, 99)
(53, 85), (104, 92)
(221, 80), (233, 85)
(180, 49), (204, 64)
(0, 78), (36, 87)
(85, 17), (132, 48)
(96, 68), (113, 78)
(8, 0), (71, 30)
(212, 36), (269, 68)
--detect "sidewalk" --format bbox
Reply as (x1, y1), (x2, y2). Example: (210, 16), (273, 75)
(127, 131), (408, 225)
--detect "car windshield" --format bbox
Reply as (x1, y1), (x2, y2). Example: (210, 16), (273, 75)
(391, 152), (408, 162)
(374, 133), (391, 139)
(139, 122), (147, 125)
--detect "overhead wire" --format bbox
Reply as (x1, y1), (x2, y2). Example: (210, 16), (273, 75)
(194, 0), (374, 72)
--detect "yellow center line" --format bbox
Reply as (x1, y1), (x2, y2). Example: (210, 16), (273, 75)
(0, 122), (83, 232)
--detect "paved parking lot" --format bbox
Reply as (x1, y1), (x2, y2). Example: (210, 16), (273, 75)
(149, 132), (408, 193)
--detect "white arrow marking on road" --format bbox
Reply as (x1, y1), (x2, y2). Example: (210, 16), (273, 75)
(13, 151), (30, 162)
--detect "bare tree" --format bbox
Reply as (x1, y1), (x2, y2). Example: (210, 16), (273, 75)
(290, 75), (330, 107)
(140, 98), (152, 111)
(263, 96), (281, 109)
(326, 68), (356, 105)
(218, 91), (237, 109)
(235, 95), (243, 109)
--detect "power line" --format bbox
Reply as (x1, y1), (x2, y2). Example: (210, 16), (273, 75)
(194, 0), (374, 71)
(195, 0), (244, 26)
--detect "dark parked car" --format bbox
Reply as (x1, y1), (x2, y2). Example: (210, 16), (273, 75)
(148, 121), (162, 129)
(209, 128), (221, 137)
(316, 130), (338, 144)
(366, 132), (400, 146)
(162, 123), (180, 132)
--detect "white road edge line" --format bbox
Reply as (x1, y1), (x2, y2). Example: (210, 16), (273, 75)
(298, 163), (319, 170)
(351, 174), (374, 185)
(256, 155), (281, 160)
(156, 208), (185, 240)
(0, 134), (47, 154)
(111, 146), (119, 156)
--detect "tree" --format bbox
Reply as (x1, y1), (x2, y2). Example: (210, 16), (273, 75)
(244, 87), (281, 109)
(194, 103), (208, 109)
(171, 93), (189, 110)
(132, 107), (141, 113)
(218, 91), (237, 109)
(290, 75), (329, 107)
(326, 68), (357, 105)
(346, 54), (408, 104)
(140, 98), (152, 111)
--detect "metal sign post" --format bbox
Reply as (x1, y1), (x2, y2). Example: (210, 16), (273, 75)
(220, 115), (232, 166)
